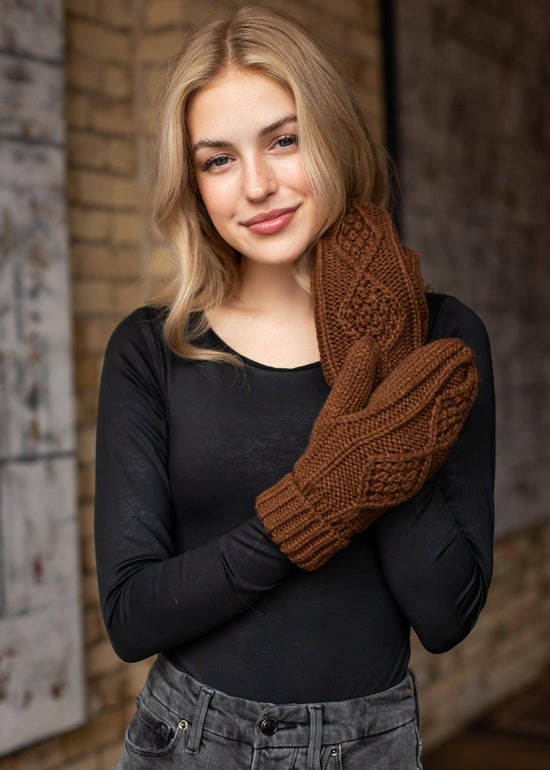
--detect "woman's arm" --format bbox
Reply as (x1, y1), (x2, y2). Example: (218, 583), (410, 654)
(371, 295), (495, 653)
(94, 309), (291, 662)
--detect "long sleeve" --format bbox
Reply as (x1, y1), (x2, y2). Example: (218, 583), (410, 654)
(95, 296), (495, 702)
(371, 294), (495, 653)
(94, 309), (292, 663)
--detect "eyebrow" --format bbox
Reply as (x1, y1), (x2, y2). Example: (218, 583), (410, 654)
(191, 113), (298, 154)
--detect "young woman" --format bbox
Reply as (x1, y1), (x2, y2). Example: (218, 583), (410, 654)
(94, 7), (495, 769)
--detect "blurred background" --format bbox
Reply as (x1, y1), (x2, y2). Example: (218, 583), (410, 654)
(1, 0), (549, 767)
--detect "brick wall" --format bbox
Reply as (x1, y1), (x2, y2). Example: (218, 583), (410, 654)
(395, 0), (550, 537)
(395, 0), (550, 745)
(0, 1), (144, 768)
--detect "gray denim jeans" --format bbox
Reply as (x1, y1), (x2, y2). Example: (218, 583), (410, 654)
(118, 655), (423, 769)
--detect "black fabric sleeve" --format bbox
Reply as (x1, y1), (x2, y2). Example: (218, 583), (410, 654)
(371, 295), (495, 653)
(94, 309), (291, 662)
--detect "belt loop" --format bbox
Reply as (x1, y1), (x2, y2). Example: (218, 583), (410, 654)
(185, 686), (214, 754)
(307, 704), (322, 770)
(408, 668), (421, 728)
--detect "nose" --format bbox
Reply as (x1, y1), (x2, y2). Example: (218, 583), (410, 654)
(242, 155), (277, 201)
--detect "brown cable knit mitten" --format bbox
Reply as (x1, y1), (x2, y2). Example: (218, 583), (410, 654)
(312, 201), (428, 386)
(256, 335), (479, 570)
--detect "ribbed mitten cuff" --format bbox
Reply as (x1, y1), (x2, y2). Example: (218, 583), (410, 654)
(256, 472), (349, 571)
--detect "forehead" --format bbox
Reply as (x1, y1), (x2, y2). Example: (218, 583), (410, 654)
(186, 69), (296, 139)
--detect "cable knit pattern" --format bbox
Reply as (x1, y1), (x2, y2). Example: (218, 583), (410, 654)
(256, 202), (481, 570)
(256, 337), (480, 570)
(312, 200), (429, 386)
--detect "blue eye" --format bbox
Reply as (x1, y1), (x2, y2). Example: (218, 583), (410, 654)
(276, 135), (297, 148)
(204, 155), (230, 170)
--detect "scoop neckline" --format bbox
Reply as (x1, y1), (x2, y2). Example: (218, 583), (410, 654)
(205, 327), (322, 372)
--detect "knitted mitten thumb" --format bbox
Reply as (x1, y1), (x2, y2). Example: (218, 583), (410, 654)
(310, 334), (380, 434)
(256, 336), (479, 571)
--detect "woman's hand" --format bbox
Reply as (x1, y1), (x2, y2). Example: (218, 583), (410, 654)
(256, 334), (479, 570)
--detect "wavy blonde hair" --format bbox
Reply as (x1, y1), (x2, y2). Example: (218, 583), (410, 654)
(153, 4), (389, 361)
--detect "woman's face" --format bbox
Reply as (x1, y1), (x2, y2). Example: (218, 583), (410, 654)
(187, 68), (324, 268)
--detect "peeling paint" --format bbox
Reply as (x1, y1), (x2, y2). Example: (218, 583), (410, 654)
(0, 0), (85, 755)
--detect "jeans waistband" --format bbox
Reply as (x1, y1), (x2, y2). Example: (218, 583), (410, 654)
(148, 655), (418, 754)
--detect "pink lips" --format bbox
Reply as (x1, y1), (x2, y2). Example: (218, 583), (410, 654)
(243, 207), (297, 235)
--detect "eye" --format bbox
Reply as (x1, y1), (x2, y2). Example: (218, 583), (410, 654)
(203, 154), (231, 171)
(274, 134), (298, 149)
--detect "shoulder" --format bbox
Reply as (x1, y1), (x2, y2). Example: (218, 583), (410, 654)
(426, 293), (493, 396)
(104, 305), (170, 367)
(106, 305), (166, 350)
(97, 309), (171, 444)
(101, 306), (170, 391)
(426, 292), (490, 349)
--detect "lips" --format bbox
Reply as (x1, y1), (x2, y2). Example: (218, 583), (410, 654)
(242, 206), (298, 235)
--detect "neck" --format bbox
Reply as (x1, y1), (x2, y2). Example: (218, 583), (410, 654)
(206, 255), (319, 368)
(233, 258), (311, 317)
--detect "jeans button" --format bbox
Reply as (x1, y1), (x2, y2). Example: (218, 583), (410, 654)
(260, 717), (278, 736)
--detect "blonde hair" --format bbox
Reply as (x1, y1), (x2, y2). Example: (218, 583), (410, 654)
(153, 4), (389, 362)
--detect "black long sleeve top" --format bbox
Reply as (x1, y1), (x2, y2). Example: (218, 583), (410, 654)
(94, 292), (495, 703)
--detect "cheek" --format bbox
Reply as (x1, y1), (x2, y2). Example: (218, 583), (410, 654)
(278, 157), (311, 194)
(196, 178), (235, 224)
